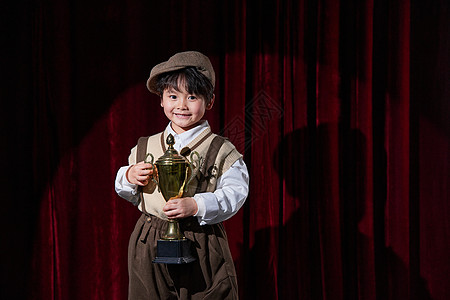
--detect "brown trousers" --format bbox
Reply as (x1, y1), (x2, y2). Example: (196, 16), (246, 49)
(128, 214), (239, 300)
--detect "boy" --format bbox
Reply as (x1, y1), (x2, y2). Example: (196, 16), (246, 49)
(115, 51), (249, 300)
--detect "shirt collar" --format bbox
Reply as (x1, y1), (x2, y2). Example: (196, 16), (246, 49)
(166, 120), (210, 151)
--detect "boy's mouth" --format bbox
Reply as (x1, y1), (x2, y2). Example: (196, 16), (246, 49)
(174, 113), (191, 118)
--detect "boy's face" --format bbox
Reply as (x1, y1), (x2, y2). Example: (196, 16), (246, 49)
(160, 84), (214, 134)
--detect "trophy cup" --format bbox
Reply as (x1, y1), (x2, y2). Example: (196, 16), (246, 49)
(145, 133), (201, 264)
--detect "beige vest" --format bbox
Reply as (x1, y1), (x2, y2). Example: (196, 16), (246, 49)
(128, 127), (242, 220)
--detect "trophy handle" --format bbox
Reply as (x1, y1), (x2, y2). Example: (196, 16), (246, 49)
(145, 153), (159, 189)
(145, 153), (154, 164)
(186, 151), (202, 185)
(189, 151), (201, 169)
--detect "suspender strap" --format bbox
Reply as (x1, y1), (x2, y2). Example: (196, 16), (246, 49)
(195, 136), (227, 193)
(137, 136), (150, 163)
(136, 136), (150, 214)
(160, 133), (165, 152)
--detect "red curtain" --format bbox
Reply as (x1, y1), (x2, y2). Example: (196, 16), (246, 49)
(1, 1), (448, 299)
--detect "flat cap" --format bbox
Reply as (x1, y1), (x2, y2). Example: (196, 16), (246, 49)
(146, 51), (215, 94)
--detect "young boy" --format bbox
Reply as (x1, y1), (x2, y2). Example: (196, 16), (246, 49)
(115, 51), (249, 300)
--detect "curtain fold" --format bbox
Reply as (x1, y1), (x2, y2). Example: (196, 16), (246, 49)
(2, 0), (448, 299)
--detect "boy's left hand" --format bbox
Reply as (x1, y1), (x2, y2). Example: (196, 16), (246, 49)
(163, 197), (198, 219)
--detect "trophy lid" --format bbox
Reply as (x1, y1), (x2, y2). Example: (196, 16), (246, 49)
(154, 134), (188, 166)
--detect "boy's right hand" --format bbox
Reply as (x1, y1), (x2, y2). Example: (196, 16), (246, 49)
(126, 161), (154, 186)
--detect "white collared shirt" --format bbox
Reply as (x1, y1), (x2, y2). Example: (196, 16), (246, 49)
(115, 121), (249, 225)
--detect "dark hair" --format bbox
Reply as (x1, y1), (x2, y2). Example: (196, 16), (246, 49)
(155, 67), (214, 104)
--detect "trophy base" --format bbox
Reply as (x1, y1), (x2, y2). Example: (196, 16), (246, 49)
(152, 239), (196, 264)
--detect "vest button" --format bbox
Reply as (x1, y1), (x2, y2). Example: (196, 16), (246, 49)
(146, 217), (151, 223)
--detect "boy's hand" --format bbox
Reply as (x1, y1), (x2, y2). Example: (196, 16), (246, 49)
(163, 197), (198, 219)
(126, 161), (154, 186)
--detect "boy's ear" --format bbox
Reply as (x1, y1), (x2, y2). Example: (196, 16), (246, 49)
(160, 98), (164, 107)
(206, 94), (215, 110)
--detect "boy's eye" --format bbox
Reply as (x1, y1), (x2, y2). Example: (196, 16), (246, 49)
(169, 95), (177, 100)
(188, 96), (197, 101)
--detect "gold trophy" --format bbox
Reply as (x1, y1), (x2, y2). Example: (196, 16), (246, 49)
(145, 133), (201, 264)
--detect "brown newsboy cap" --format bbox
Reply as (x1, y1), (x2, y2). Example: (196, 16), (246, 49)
(146, 51), (215, 94)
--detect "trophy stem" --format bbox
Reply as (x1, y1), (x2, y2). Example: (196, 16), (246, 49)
(162, 219), (186, 240)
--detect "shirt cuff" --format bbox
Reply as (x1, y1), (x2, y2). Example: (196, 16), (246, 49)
(123, 166), (139, 193)
(193, 193), (219, 225)
(115, 166), (140, 205)
(193, 194), (206, 218)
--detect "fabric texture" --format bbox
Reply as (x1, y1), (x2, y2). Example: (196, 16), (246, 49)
(146, 51), (216, 94)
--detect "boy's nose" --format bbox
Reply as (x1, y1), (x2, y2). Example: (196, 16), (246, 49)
(177, 98), (188, 108)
